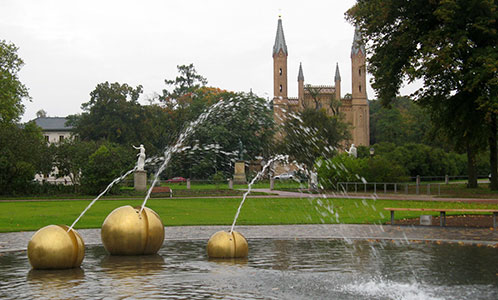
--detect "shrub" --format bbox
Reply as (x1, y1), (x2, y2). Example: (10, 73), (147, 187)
(316, 153), (408, 190)
(80, 143), (134, 194)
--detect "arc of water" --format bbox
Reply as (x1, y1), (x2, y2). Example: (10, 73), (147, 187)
(229, 154), (288, 233)
(139, 99), (228, 214)
(67, 167), (137, 232)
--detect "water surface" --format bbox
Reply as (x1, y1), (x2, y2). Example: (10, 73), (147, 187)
(1, 239), (497, 299)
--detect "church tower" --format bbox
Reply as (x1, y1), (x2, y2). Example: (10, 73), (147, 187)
(334, 63), (341, 101)
(273, 16), (289, 126)
(298, 62), (304, 103)
(351, 26), (370, 146)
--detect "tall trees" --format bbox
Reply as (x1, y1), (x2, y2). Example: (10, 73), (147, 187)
(68, 81), (167, 151)
(369, 97), (437, 147)
(80, 142), (134, 194)
(0, 40), (30, 124)
(347, 0), (498, 189)
(0, 40), (52, 195)
(162, 63), (208, 103)
(70, 82), (144, 143)
(159, 64), (215, 137)
(278, 108), (350, 169)
(68, 65), (275, 181)
(0, 122), (51, 194)
(164, 91), (275, 179)
(52, 139), (99, 189)
(158, 64), (275, 179)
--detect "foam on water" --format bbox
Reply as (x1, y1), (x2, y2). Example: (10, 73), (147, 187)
(340, 278), (443, 300)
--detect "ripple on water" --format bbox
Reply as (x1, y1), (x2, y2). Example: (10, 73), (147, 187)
(0, 239), (496, 299)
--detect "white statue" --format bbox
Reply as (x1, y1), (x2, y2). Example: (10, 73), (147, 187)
(133, 144), (146, 171)
(310, 171), (318, 189)
(347, 144), (357, 158)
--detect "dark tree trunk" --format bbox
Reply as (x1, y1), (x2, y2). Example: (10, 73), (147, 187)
(489, 113), (498, 190)
(467, 141), (478, 188)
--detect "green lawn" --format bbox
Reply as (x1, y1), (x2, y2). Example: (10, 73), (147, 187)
(1, 197), (496, 232)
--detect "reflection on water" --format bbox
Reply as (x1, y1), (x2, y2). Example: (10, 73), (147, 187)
(0, 239), (497, 299)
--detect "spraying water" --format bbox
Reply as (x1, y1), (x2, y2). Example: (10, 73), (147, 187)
(66, 97), (244, 231)
(139, 99), (231, 213)
(67, 167), (138, 231)
(229, 154), (288, 233)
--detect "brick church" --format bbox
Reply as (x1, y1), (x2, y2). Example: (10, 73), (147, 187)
(272, 17), (370, 146)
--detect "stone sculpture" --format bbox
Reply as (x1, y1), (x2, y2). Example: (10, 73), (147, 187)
(347, 144), (357, 158)
(133, 144), (146, 171)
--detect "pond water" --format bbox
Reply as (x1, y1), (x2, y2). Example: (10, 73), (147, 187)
(0, 239), (496, 299)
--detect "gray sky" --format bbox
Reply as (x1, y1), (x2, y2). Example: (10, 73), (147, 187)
(1, 0), (417, 122)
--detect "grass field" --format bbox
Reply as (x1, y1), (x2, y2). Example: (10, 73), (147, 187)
(1, 197), (497, 232)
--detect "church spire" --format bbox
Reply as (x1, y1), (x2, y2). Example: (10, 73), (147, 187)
(273, 16), (288, 56)
(334, 63), (341, 81)
(298, 62), (304, 81)
(351, 25), (366, 56)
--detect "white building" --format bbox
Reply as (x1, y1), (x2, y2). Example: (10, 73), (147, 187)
(33, 117), (74, 184)
(34, 117), (73, 144)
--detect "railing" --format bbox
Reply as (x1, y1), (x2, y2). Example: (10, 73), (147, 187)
(336, 181), (442, 196)
(408, 175), (489, 182)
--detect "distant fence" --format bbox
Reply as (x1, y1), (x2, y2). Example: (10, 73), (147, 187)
(408, 175), (489, 182)
(123, 178), (242, 189)
(337, 181), (441, 196)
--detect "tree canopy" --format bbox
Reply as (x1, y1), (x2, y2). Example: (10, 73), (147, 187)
(369, 97), (438, 147)
(164, 91), (275, 179)
(347, 0), (498, 189)
(0, 122), (51, 194)
(69, 82), (150, 145)
(0, 40), (30, 124)
(278, 108), (351, 169)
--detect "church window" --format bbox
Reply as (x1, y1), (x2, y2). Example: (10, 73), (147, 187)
(359, 68), (361, 76)
(280, 85), (283, 92)
(359, 85), (362, 92)
(279, 68), (282, 75)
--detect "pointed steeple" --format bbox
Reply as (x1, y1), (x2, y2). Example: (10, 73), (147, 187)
(273, 16), (288, 56)
(298, 62), (304, 81)
(351, 25), (366, 56)
(334, 63), (341, 81)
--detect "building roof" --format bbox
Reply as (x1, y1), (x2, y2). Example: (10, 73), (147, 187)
(335, 63), (341, 81)
(34, 117), (73, 131)
(351, 25), (366, 56)
(273, 17), (288, 56)
(298, 62), (304, 81)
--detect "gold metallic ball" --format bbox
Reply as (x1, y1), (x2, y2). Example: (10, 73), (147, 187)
(207, 231), (248, 258)
(27, 225), (85, 269)
(101, 205), (165, 255)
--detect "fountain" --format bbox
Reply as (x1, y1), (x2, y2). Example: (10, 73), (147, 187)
(206, 231), (248, 258)
(27, 225), (84, 269)
(27, 98), (247, 266)
(11, 95), (496, 298)
(101, 206), (164, 255)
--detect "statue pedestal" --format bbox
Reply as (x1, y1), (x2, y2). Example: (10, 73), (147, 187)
(233, 161), (246, 184)
(134, 170), (147, 192)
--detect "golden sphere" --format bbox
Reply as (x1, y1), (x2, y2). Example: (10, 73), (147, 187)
(101, 205), (165, 255)
(207, 231), (248, 258)
(27, 225), (85, 269)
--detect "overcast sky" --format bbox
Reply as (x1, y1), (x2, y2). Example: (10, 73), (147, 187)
(1, 0), (417, 122)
